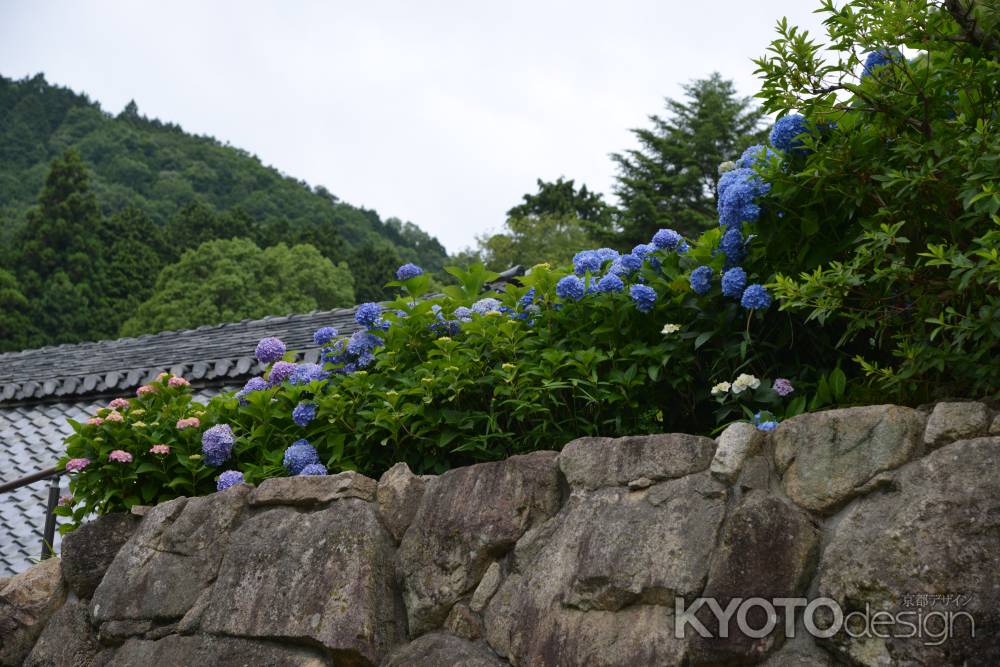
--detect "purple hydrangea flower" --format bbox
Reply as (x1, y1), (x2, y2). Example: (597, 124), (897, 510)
(596, 274), (625, 293)
(721, 267), (748, 298)
(217, 470), (244, 491)
(292, 402), (317, 427)
(255, 337), (286, 364)
(773, 378), (795, 397)
(298, 463), (328, 476)
(740, 284), (772, 310)
(396, 263), (424, 280)
(313, 326), (338, 346)
(454, 306), (473, 322)
(652, 229), (682, 250)
(629, 284), (657, 313)
(689, 266), (713, 295)
(268, 361), (297, 387)
(202, 424), (235, 466)
(556, 275), (585, 301)
(282, 439), (319, 475)
(236, 376), (267, 405)
(770, 114), (810, 153)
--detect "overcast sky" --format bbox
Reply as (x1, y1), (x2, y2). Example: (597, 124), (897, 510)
(1, 1), (827, 253)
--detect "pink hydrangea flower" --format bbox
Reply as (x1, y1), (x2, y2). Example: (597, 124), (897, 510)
(109, 450), (133, 463)
(86, 417), (104, 426)
(105, 411), (124, 423)
(157, 372), (171, 380)
(109, 398), (130, 410)
(136, 385), (156, 396)
(176, 417), (201, 430)
(58, 494), (74, 507)
(168, 376), (190, 388)
(150, 444), (171, 455)
(65, 458), (91, 472)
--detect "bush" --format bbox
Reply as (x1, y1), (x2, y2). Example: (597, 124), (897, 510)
(752, 0), (1000, 400)
(55, 373), (215, 531)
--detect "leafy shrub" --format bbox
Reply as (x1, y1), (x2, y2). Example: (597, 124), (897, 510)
(752, 0), (1000, 400)
(55, 374), (216, 531)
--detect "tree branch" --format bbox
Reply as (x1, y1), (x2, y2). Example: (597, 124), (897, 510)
(943, 0), (1000, 57)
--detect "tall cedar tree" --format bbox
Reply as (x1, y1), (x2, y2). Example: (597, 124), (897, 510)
(612, 73), (766, 243)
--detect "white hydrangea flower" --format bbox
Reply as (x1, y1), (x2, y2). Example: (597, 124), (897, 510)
(731, 373), (761, 394)
(661, 323), (682, 334)
(711, 381), (731, 395)
(717, 160), (737, 175)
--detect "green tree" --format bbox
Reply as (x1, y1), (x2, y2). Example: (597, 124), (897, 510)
(0, 269), (33, 352)
(475, 215), (597, 271)
(507, 178), (615, 240)
(348, 241), (402, 303)
(120, 238), (356, 336)
(612, 73), (766, 243)
(10, 149), (107, 347)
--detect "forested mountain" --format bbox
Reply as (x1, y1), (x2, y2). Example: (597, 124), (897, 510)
(0, 73), (449, 351)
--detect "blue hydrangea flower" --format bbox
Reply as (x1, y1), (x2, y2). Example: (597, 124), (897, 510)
(718, 176), (762, 228)
(268, 361), (297, 387)
(861, 48), (901, 78)
(282, 439), (319, 475)
(202, 424), (235, 466)
(736, 144), (778, 169)
(313, 326), (338, 346)
(471, 297), (502, 315)
(556, 275), (586, 301)
(631, 243), (656, 259)
(719, 227), (747, 265)
(677, 241), (689, 254)
(689, 266), (713, 295)
(629, 284), (657, 313)
(292, 402), (317, 427)
(770, 114), (810, 153)
(298, 463), (328, 476)
(290, 363), (329, 386)
(754, 411), (780, 432)
(573, 250), (602, 276)
(454, 306), (473, 322)
(596, 274), (624, 293)
(594, 248), (620, 264)
(619, 254), (643, 273)
(355, 302), (388, 330)
(255, 337), (286, 364)
(652, 229), (682, 250)
(216, 470), (244, 491)
(396, 263), (424, 280)
(518, 288), (536, 310)
(236, 376), (267, 405)
(347, 331), (383, 356)
(741, 284), (772, 310)
(721, 267), (748, 298)
(717, 167), (755, 199)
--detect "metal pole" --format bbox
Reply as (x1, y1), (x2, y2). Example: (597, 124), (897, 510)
(40, 475), (60, 560)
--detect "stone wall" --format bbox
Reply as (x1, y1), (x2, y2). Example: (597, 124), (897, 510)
(2, 402), (999, 666)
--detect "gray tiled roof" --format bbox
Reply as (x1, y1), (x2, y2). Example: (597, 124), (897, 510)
(0, 307), (365, 577)
(0, 307), (365, 404)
